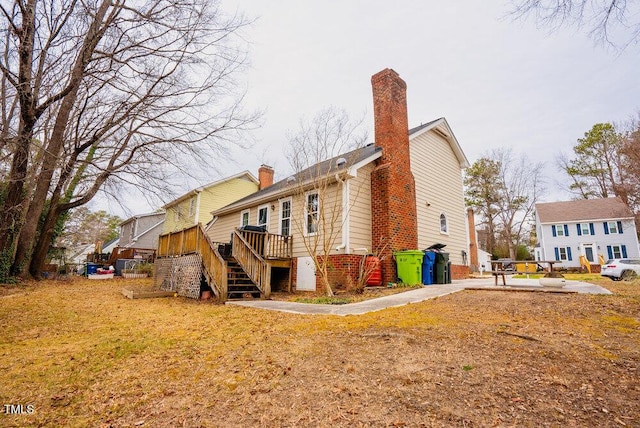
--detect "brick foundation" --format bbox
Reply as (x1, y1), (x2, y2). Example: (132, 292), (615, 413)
(450, 264), (469, 280)
(316, 254), (365, 292)
(290, 257), (298, 290)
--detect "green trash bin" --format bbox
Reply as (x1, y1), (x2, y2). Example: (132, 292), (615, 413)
(394, 250), (424, 285)
(434, 252), (450, 284)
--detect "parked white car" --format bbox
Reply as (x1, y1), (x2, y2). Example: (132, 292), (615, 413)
(601, 259), (640, 281)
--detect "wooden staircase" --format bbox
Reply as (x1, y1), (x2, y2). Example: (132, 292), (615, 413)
(157, 224), (292, 301)
(226, 257), (262, 299)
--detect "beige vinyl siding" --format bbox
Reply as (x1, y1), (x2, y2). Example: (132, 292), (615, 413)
(410, 130), (468, 265)
(207, 211), (241, 243)
(348, 163), (373, 252)
(288, 183), (343, 258)
(207, 180), (346, 258)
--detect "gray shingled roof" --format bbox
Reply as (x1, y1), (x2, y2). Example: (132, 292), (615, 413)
(213, 144), (382, 214)
(408, 118), (441, 135)
(536, 197), (633, 223)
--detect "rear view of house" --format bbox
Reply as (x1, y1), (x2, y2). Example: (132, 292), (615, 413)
(535, 197), (640, 271)
(201, 68), (470, 294)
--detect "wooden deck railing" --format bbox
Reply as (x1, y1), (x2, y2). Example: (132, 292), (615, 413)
(157, 224), (228, 301)
(237, 229), (292, 259)
(266, 232), (293, 259)
(232, 229), (271, 298)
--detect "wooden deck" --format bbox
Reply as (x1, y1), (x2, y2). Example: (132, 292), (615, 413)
(156, 224), (292, 300)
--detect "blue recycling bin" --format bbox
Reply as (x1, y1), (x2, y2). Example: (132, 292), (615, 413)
(422, 251), (436, 285)
(85, 263), (99, 276)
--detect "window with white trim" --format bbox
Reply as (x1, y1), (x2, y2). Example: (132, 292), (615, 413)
(555, 224), (565, 236)
(240, 209), (250, 227)
(558, 247), (568, 260)
(280, 198), (292, 236)
(257, 205), (269, 229)
(607, 221), (619, 234)
(611, 245), (623, 259)
(580, 223), (590, 235)
(305, 191), (319, 235)
(554, 246), (573, 261)
(439, 213), (448, 234)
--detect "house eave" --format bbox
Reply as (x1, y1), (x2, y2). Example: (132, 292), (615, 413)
(538, 216), (636, 225)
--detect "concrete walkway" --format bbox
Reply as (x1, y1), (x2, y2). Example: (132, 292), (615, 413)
(226, 277), (612, 316)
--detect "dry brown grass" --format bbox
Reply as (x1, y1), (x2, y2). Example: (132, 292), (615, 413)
(1, 276), (638, 427)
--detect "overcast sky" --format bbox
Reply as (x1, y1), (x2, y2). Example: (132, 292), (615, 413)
(98, 1), (640, 218)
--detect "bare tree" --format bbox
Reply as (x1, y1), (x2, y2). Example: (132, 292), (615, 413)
(492, 149), (545, 259)
(510, 0), (640, 49)
(286, 108), (368, 296)
(0, 0), (255, 280)
(465, 148), (544, 259)
(57, 207), (122, 249)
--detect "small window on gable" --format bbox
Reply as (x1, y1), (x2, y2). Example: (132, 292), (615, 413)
(240, 209), (250, 227)
(189, 197), (196, 216)
(439, 213), (448, 234)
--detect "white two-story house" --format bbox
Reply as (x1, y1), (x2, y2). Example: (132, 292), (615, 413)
(534, 197), (640, 270)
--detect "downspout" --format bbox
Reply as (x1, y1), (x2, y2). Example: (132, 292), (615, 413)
(335, 173), (350, 253)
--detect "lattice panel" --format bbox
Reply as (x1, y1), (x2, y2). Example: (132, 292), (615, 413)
(154, 255), (203, 299)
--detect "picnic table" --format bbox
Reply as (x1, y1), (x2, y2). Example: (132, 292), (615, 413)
(489, 260), (558, 286)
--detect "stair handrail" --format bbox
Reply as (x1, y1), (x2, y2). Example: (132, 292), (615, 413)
(231, 229), (271, 298)
(196, 225), (228, 301)
(579, 254), (591, 273)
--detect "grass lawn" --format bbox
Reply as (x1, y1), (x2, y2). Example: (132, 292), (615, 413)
(1, 275), (638, 427)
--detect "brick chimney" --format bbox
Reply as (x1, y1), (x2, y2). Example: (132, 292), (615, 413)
(258, 164), (274, 190)
(467, 207), (479, 271)
(370, 68), (418, 284)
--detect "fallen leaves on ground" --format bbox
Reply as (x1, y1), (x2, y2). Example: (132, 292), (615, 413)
(0, 276), (638, 427)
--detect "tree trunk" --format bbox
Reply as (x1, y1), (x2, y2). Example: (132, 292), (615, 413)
(29, 204), (63, 279)
(0, 0), (38, 281)
(12, 0), (113, 276)
(0, 135), (31, 279)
